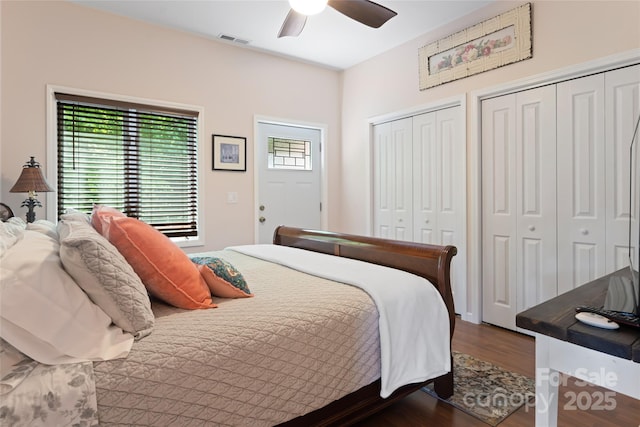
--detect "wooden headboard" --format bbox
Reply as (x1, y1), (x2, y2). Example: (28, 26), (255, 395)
(273, 226), (457, 337)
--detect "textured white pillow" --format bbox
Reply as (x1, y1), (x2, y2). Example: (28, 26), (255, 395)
(0, 230), (133, 364)
(58, 219), (154, 339)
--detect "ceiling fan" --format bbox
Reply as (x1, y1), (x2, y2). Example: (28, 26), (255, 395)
(278, 0), (397, 38)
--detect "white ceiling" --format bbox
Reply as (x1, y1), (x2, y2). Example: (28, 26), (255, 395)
(71, 0), (496, 70)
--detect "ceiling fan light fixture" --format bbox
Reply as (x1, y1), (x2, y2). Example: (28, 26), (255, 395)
(289, 0), (328, 16)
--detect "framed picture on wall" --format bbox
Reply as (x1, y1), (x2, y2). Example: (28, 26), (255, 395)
(212, 134), (246, 171)
(419, 2), (532, 90)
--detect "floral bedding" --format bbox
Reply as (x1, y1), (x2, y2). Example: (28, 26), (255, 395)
(0, 339), (98, 427)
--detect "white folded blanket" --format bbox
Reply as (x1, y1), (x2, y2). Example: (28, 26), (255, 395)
(228, 244), (451, 398)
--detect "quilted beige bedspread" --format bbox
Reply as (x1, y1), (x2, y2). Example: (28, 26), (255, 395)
(93, 250), (381, 426)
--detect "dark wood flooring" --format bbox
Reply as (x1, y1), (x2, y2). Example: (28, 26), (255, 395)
(355, 318), (640, 426)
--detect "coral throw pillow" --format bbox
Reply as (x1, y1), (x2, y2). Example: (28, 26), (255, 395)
(106, 216), (215, 310)
(191, 256), (253, 298)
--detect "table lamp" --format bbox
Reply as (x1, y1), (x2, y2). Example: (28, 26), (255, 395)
(9, 156), (54, 223)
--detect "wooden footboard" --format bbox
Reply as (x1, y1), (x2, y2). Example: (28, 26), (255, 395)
(273, 226), (457, 426)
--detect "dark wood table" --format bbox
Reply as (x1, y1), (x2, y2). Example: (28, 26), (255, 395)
(516, 268), (640, 427)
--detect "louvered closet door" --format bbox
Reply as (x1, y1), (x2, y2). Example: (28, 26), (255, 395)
(372, 118), (413, 240)
(557, 74), (606, 293)
(605, 64), (640, 272)
(482, 86), (557, 330)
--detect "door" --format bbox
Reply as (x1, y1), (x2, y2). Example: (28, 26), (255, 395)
(556, 65), (640, 292)
(482, 94), (518, 329)
(482, 85), (557, 330)
(413, 107), (466, 312)
(605, 65), (640, 272)
(372, 117), (413, 240)
(557, 74), (606, 293)
(256, 122), (322, 243)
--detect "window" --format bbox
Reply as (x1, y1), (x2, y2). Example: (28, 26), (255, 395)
(267, 137), (312, 170)
(56, 93), (199, 239)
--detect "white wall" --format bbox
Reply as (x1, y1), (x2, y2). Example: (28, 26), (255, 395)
(3, 1), (639, 251)
(0, 0), (342, 251)
(339, 0), (640, 235)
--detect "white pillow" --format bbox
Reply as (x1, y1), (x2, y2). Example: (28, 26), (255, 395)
(58, 219), (154, 340)
(26, 219), (58, 240)
(61, 208), (91, 223)
(0, 217), (26, 258)
(0, 230), (133, 364)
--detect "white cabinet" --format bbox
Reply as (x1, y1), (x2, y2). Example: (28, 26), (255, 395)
(373, 107), (466, 312)
(482, 64), (640, 330)
(481, 85), (557, 330)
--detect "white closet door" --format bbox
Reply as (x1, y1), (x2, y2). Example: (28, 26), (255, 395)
(482, 86), (556, 329)
(557, 74), (606, 293)
(412, 112), (438, 243)
(605, 64), (640, 271)
(515, 86), (557, 313)
(372, 118), (413, 240)
(482, 94), (518, 328)
(413, 107), (466, 312)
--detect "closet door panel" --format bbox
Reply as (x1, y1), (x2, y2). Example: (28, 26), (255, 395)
(482, 95), (518, 329)
(373, 118), (413, 241)
(413, 106), (466, 313)
(392, 120), (413, 240)
(557, 74), (606, 293)
(373, 122), (392, 239)
(605, 64), (640, 271)
(435, 107), (466, 314)
(436, 107), (462, 244)
(516, 86), (557, 311)
(412, 112), (437, 244)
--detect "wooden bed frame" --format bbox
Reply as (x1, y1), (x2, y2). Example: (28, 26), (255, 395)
(272, 226), (457, 426)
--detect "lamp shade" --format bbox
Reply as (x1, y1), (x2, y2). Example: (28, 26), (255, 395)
(10, 157), (54, 193)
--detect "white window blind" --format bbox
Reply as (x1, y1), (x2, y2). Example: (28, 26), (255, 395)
(56, 93), (199, 238)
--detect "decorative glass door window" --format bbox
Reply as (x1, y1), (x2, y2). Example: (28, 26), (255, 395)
(267, 137), (312, 170)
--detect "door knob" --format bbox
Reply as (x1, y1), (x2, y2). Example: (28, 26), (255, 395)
(259, 216), (266, 223)
(259, 205), (265, 211)
(528, 225), (535, 231)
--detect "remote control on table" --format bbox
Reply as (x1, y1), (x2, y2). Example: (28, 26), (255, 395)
(575, 306), (640, 329)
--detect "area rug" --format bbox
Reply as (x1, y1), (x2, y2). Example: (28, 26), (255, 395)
(423, 351), (535, 426)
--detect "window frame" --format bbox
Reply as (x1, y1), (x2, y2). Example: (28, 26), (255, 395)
(46, 85), (206, 248)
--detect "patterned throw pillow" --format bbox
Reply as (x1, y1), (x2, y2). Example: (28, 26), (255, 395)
(190, 256), (253, 298)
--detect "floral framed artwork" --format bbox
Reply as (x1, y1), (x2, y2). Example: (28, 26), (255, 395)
(419, 3), (532, 90)
(212, 134), (246, 171)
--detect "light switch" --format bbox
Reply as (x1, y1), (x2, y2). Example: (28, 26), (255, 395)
(227, 192), (238, 204)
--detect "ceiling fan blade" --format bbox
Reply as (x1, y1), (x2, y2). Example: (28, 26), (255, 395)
(278, 9), (307, 38)
(328, 0), (397, 28)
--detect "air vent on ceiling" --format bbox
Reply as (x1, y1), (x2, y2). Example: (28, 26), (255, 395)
(218, 34), (250, 45)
